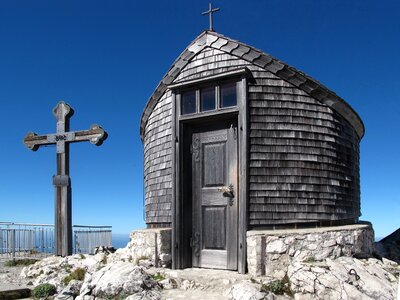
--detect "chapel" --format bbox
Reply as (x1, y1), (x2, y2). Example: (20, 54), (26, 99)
(140, 29), (364, 273)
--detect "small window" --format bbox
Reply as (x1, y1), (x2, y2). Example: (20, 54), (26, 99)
(200, 86), (215, 112)
(180, 81), (238, 115)
(221, 82), (237, 108)
(182, 90), (196, 114)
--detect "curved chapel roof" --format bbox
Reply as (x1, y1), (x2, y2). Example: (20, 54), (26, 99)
(140, 30), (364, 139)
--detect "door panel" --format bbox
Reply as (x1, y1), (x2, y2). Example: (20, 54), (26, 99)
(202, 206), (226, 249)
(202, 143), (225, 187)
(192, 123), (238, 270)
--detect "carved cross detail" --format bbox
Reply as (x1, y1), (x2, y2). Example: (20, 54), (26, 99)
(24, 101), (107, 256)
(24, 102), (106, 153)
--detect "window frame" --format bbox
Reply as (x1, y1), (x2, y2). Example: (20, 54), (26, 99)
(178, 79), (239, 117)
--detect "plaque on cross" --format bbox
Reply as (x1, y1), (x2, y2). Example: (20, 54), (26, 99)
(24, 101), (107, 256)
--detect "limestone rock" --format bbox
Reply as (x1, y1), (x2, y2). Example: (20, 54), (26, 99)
(159, 278), (178, 290)
(247, 224), (375, 277)
(125, 290), (161, 300)
(180, 279), (203, 290)
(266, 240), (287, 254)
(288, 257), (398, 300)
(55, 280), (83, 299)
(75, 296), (94, 300)
(85, 262), (160, 298)
(228, 282), (267, 300)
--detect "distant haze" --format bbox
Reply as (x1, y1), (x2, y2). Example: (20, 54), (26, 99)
(112, 233), (130, 249)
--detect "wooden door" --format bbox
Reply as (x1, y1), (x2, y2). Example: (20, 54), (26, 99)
(191, 123), (238, 270)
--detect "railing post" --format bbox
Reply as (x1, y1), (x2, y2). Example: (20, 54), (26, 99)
(11, 229), (16, 262)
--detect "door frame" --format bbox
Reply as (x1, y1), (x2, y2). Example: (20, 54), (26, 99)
(170, 69), (250, 273)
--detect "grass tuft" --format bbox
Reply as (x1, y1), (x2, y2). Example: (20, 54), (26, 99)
(62, 267), (86, 285)
(5, 259), (38, 267)
(32, 283), (56, 299)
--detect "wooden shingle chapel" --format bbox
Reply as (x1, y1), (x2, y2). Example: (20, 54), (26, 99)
(139, 3), (372, 274)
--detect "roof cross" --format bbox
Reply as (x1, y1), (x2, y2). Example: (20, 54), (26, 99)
(24, 101), (107, 256)
(202, 2), (220, 31)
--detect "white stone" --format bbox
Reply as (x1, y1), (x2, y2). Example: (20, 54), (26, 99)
(322, 239), (336, 248)
(307, 243), (317, 251)
(228, 282), (267, 300)
(266, 240), (287, 254)
(125, 290), (161, 300)
(284, 236), (296, 245)
(86, 262), (160, 297)
(288, 257), (398, 300)
(57, 279), (82, 299)
(159, 278), (177, 290)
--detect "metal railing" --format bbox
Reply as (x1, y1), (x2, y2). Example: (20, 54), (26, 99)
(73, 225), (112, 254)
(0, 222), (112, 260)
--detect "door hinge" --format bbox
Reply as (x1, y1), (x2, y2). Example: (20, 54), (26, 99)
(189, 237), (193, 248)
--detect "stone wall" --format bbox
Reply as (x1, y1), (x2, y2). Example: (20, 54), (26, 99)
(247, 223), (374, 277)
(126, 228), (172, 268)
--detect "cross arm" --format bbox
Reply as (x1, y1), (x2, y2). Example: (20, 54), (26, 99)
(72, 124), (108, 146)
(24, 132), (55, 151)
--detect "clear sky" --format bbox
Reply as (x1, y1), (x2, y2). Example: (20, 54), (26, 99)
(0, 1), (399, 238)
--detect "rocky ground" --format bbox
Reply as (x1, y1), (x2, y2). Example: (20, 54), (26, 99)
(0, 246), (399, 299)
(0, 260), (32, 292)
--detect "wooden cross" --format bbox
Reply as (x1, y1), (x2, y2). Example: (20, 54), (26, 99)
(24, 101), (107, 256)
(202, 2), (220, 31)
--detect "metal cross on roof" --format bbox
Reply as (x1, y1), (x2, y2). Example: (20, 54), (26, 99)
(24, 101), (107, 256)
(202, 2), (220, 31)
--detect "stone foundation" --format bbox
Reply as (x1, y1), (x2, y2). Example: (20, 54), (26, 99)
(127, 228), (172, 268)
(247, 223), (374, 277)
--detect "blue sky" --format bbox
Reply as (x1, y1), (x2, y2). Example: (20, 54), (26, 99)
(0, 0), (399, 238)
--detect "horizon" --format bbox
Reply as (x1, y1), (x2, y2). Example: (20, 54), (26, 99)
(0, 1), (399, 238)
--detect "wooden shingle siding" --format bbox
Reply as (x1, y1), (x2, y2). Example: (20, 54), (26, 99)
(142, 32), (362, 228)
(143, 49), (253, 226)
(248, 71), (360, 226)
(143, 91), (173, 225)
(174, 48), (252, 83)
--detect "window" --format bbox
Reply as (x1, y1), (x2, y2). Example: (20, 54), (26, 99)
(180, 82), (237, 115)
(182, 90), (196, 115)
(200, 86), (216, 111)
(221, 82), (237, 108)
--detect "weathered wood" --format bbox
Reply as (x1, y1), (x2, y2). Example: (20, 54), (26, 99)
(141, 31), (363, 271)
(238, 77), (248, 274)
(24, 101), (107, 256)
(192, 125), (238, 270)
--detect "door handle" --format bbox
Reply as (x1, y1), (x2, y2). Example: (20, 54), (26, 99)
(218, 184), (234, 198)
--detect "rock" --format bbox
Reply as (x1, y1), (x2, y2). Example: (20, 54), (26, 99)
(75, 296), (94, 300)
(55, 280), (83, 299)
(288, 257), (398, 300)
(266, 240), (287, 254)
(247, 225), (375, 277)
(86, 262), (160, 298)
(125, 290), (162, 300)
(159, 278), (177, 290)
(323, 239), (336, 248)
(138, 259), (153, 269)
(55, 295), (74, 300)
(228, 282), (267, 300)
(180, 279), (203, 290)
